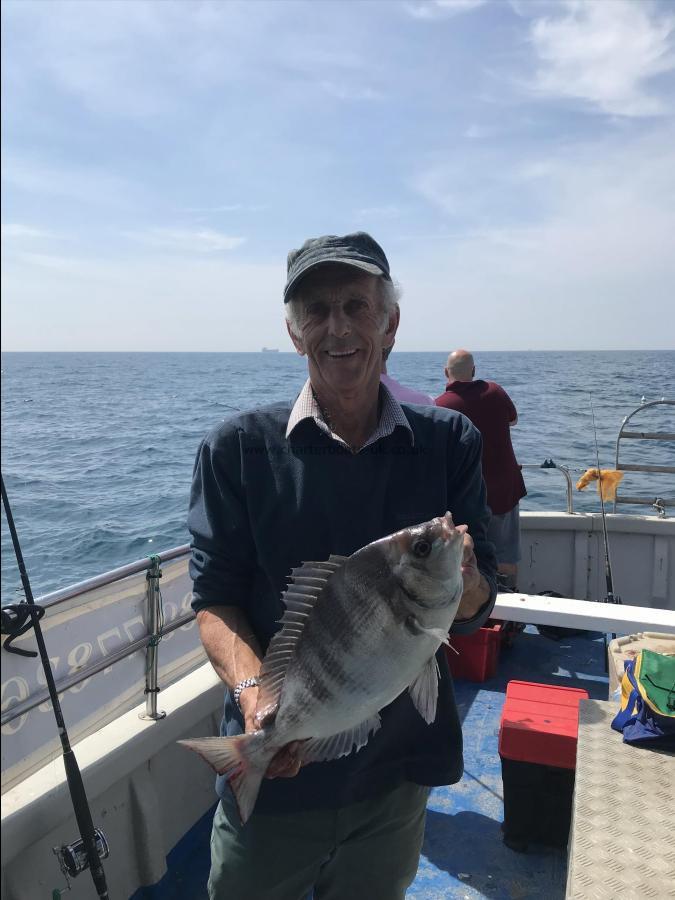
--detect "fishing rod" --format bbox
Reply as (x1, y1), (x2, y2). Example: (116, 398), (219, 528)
(1, 474), (110, 899)
(589, 396), (621, 606)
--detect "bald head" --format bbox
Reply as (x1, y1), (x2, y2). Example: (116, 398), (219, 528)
(445, 349), (475, 382)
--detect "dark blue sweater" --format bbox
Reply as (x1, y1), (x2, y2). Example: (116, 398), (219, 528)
(188, 400), (497, 812)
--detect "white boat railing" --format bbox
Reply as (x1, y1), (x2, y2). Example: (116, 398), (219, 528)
(613, 398), (675, 517)
(2, 547), (195, 727)
(0, 609), (195, 727)
(34, 543), (191, 611)
(520, 459), (574, 513)
(1, 547), (198, 792)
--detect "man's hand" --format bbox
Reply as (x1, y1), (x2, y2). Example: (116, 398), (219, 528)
(239, 685), (304, 779)
(456, 530), (490, 622)
(460, 531), (481, 595)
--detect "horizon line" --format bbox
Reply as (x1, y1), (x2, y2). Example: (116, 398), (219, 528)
(2, 348), (674, 354)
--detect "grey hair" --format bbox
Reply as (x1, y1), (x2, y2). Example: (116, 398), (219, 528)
(286, 276), (401, 338)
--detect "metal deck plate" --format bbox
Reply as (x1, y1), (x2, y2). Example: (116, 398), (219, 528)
(566, 699), (675, 899)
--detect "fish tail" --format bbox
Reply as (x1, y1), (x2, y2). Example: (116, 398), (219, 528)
(179, 733), (271, 824)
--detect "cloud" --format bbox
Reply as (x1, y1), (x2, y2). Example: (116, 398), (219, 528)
(318, 81), (384, 101)
(401, 126), (675, 349)
(462, 123), (495, 139)
(412, 124), (675, 228)
(404, 0), (487, 20)
(8, 251), (92, 274)
(123, 227), (246, 254)
(2, 156), (140, 210)
(1, 0), (381, 121)
(1, 224), (55, 239)
(355, 205), (402, 219)
(2, 0), (173, 118)
(527, 0), (675, 116)
(183, 204), (267, 214)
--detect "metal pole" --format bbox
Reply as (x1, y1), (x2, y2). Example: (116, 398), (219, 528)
(139, 555), (166, 721)
(557, 464), (573, 515)
(520, 460), (574, 514)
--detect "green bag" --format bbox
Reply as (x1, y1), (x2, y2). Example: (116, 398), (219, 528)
(611, 649), (675, 748)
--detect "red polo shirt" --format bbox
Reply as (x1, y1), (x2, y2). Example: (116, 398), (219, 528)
(435, 380), (526, 515)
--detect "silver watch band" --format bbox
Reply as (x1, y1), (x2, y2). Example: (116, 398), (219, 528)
(233, 676), (259, 711)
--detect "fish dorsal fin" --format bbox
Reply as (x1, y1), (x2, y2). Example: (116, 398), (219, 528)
(256, 557), (347, 720)
(408, 655), (441, 724)
(301, 713), (381, 764)
(328, 554), (349, 565)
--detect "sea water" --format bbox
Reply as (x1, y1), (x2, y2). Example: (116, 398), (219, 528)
(1, 351), (673, 598)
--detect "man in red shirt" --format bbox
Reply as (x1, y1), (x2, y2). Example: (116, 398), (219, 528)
(435, 349), (526, 590)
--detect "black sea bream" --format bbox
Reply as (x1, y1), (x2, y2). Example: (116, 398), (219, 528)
(181, 513), (466, 823)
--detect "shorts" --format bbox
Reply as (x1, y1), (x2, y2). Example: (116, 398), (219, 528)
(487, 503), (521, 565)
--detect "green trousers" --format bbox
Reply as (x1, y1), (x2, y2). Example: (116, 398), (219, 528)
(208, 781), (430, 900)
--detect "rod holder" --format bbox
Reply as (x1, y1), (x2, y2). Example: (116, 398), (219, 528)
(139, 555), (166, 721)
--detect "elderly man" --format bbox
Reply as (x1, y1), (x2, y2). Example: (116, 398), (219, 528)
(188, 233), (497, 900)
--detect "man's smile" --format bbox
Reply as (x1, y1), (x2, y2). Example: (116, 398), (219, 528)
(325, 349), (359, 359)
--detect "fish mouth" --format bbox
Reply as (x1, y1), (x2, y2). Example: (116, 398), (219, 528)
(392, 512), (466, 556)
(438, 513), (467, 543)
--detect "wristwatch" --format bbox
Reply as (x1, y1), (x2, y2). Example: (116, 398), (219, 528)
(233, 676), (259, 711)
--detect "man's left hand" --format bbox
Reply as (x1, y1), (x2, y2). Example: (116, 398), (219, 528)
(460, 532), (481, 595)
(455, 530), (490, 622)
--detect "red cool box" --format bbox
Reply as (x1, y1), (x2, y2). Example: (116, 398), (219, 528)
(499, 681), (589, 851)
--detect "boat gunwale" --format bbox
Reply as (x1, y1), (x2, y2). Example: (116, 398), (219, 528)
(32, 543), (191, 611)
(0, 610), (196, 727)
(22, 512), (675, 613)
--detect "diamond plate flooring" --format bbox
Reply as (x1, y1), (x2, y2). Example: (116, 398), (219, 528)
(566, 699), (675, 900)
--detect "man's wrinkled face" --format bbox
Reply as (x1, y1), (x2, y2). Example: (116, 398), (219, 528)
(287, 265), (397, 399)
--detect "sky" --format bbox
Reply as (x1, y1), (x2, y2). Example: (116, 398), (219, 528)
(1, 0), (675, 352)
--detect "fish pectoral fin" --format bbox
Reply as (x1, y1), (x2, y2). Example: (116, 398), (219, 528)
(406, 616), (450, 647)
(301, 714), (381, 764)
(408, 655), (441, 724)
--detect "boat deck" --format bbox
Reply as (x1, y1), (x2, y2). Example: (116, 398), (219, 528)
(133, 627), (609, 900)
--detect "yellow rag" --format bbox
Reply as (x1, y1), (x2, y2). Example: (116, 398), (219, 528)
(576, 468), (624, 501)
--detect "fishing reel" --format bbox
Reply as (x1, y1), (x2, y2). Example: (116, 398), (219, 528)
(52, 828), (110, 893)
(0, 602), (43, 657)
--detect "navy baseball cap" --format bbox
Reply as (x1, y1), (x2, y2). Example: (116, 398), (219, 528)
(284, 232), (391, 302)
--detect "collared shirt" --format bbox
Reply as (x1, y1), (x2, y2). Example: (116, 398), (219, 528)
(286, 378), (413, 451)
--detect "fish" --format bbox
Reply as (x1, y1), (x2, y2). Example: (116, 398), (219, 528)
(180, 512), (466, 823)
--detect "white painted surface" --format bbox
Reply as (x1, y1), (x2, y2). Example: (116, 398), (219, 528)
(1, 663), (223, 900)
(492, 594), (675, 634)
(519, 512), (675, 609)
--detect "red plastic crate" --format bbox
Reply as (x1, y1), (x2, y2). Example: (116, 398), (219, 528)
(499, 681), (589, 770)
(445, 622), (504, 682)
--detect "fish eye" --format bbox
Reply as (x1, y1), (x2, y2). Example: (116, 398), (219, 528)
(412, 539), (431, 558)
